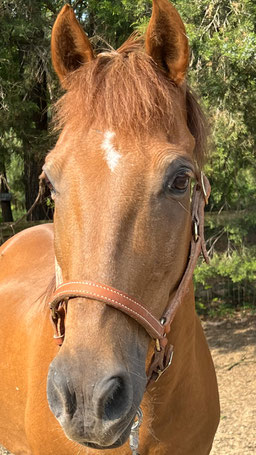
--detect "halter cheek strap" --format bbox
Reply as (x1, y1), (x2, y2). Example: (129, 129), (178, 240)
(48, 173), (211, 385)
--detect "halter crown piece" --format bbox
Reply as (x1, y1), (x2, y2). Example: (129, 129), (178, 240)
(48, 172), (211, 386)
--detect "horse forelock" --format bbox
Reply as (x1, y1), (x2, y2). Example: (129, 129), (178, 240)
(53, 35), (207, 168)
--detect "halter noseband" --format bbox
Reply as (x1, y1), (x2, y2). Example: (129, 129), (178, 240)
(48, 173), (211, 386)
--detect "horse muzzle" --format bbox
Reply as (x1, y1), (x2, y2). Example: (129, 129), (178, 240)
(47, 358), (145, 448)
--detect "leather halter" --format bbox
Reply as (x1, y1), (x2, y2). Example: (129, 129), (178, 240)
(48, 173), (211, 385)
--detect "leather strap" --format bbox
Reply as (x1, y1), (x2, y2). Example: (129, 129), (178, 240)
(48, 173), (211, 385)
(51, 281), (166, 340)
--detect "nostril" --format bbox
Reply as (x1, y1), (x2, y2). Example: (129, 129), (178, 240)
(96, 375), (132, 421)
(47, 366), (77, 421)
(104, 377), (126, 420)
(66, 390), (77, 419)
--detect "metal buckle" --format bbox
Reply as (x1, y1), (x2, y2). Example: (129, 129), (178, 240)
(155, 350), (174, 382)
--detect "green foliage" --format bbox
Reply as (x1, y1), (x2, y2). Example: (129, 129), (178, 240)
(79, 0), (152, 47)
(195, 211), (256, 314)
(133, 0), (256, 212)
(0, 0), (62, 218)
(196, 248), (256, 285)
(179, 0), (256, 212)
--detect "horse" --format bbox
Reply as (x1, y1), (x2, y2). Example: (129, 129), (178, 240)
(0, 1), (220, 454)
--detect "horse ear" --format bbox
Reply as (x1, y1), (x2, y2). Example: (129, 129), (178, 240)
(51, 4), (94, 87)
(145, 0), (189, 86)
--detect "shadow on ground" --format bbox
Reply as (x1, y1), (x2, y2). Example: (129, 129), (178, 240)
(202, 313), (256, 353)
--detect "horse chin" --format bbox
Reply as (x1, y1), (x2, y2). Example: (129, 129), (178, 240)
(81, 431), (130, 450)
(72, 415), (134, 450)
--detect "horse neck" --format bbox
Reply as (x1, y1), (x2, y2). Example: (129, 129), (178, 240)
(152, 281), (198, 388)
(171, 282), (198, 369)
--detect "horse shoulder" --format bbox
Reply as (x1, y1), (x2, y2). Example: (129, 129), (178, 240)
(0, 224), (57, 454)
(0, 223), (54, 275)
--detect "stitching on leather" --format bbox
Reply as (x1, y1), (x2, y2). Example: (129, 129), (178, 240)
(55, 281), (155, 320)
(51, 289), (163, 336)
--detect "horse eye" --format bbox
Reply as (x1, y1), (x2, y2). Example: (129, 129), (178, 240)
(167, 173), (190, 193)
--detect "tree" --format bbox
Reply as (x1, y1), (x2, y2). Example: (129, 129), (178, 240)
(0, 0), (153, 221)
(0, 170), (13, 222)
(173, 0), (256, 212)
(0, 0), (60, 220)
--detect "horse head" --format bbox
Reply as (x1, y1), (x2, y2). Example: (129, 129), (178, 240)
(45, 0), (207, 449)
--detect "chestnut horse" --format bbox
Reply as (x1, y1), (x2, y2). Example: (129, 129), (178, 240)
(0, 1), (220, 454)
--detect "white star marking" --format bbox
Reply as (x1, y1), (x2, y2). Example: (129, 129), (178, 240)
(101, 131), (121, 172)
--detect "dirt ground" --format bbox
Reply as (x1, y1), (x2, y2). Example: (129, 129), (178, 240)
(203, 312), (256, 455)
(1, 312), (255, 455)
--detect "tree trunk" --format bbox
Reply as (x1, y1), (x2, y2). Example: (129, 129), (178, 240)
(0, 166), (13, 222)
(24, 68), (53, 221)
(24, 150), (46, 221)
